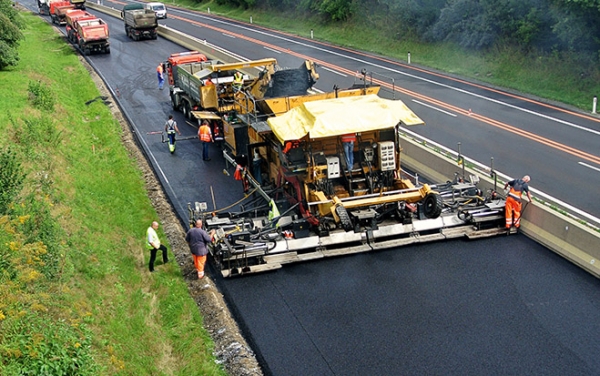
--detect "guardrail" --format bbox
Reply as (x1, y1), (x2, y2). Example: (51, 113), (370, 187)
(398, 128), (600, 278)
(87, 2), (600, 279)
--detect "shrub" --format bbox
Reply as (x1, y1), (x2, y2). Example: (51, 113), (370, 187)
(0, 147), (25, 215)
(27, 81), (55, 112)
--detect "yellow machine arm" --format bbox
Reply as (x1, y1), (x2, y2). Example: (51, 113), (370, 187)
(208, 58), (278, 72)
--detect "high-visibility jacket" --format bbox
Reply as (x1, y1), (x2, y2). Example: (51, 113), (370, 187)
(157, 64), (163, 74)
(147, 226), (159, 249)
(233, 72), (243, 87)
(198, 124), (211, 142)
(341, 133), (356, 143)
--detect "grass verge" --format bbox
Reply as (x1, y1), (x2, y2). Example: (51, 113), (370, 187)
(0, 12), (225, 375)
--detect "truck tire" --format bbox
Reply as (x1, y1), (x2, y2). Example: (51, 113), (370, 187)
(182, 100), (191, 120)
(105, 46), (110, 54)
(422, 192), (443, 219)
(170, 94), (178, 111)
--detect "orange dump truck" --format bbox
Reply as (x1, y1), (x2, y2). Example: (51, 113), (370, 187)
(65, 10), (110, 55)
(49, 0), (73, 25)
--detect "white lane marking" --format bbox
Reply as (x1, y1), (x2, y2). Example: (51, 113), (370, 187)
(399, 126), (600, 227)
(263, 46), (281, 54)
(320, 66), (347, 77)
(187, 13), (600, 137)
(412, 99), (456, 117)
(579, 162), (600, 173)
(222, 33), (236, 38)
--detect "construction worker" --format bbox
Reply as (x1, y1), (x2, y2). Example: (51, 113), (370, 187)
(164, 115), (181, 154)
(185, 219), (215, 279)
(232, 71), (244, 92)
(341, 133), (356, 172)
(146, 221), (168, 272)
(157, 63), (164, 90)
(198, 120), (213, 161)
(205, 76), (214, 86)
(504, 175), (532, 230)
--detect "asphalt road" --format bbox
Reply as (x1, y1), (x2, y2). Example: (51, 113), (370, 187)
(23, 2), (600, 375)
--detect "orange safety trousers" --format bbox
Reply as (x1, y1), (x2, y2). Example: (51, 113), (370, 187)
(193, 254), (207, 273)
(505, 196), (522, 228)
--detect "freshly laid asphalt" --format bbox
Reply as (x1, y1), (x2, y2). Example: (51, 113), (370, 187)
(24, 2), (600, 374)
(219, 235), (600, 375)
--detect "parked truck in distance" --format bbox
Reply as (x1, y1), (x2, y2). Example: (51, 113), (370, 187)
(65, 10), (110, 55)
(70, 0), (85, 10)
(121, 3), (158, 41)
(51, 2), (75, 25)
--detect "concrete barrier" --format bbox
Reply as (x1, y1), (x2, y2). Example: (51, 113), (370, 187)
(399, 133), (600, 278)
(87, 2), (600, 279)
(87, 3), (242, 66)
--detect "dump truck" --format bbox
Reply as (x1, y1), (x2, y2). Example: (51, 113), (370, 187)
(70, 0), (85, 10)
(48, 0), (73, 24)
(66, 14), (110, 55)
(38, 0), (49, 14)
(121, 3), (158, 41)
(65, 9), (94, 41)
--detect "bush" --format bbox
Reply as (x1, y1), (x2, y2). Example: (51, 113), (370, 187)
(0, 147), (25, 215)
(28, 81), (55, 112)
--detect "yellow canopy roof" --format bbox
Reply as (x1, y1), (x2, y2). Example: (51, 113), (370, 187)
(267, 95), (424, 143)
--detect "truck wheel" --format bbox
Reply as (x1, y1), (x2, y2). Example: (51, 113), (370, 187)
(422, 192), (443, 219)
(105, 46), (110, 54)
(170, 94), (178, 111)
(84, 47), (91, 56)
(182, 101), (191, 119)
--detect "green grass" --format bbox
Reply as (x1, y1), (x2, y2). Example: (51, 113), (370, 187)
(172, 0), (600, 112)
(0, 13), (224, 375)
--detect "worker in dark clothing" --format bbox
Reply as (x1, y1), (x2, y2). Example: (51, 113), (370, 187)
(504, 175), (532, 230)
(164, 115), (181, 154)
(185, 219), (215, 279)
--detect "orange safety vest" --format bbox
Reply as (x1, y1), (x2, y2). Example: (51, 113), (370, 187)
(157, 64), (163, 74)
(198, 124), (211, 142)
(341, 133), (356, 143)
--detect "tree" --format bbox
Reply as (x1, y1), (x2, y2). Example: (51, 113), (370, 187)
(0, 0), (24, 69)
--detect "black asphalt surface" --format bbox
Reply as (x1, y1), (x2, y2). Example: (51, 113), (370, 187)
(23, 2), (600, 375)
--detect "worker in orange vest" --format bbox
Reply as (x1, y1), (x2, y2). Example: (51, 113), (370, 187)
(198, 120), (214, 161)
(341, 133), (356, 172)
(504, 175), (532, 231)
(157, 63), (164, 90)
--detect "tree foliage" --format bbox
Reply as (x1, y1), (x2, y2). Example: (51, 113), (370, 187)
(0, 0), (24, 70)
(222, 0), (600, 60)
